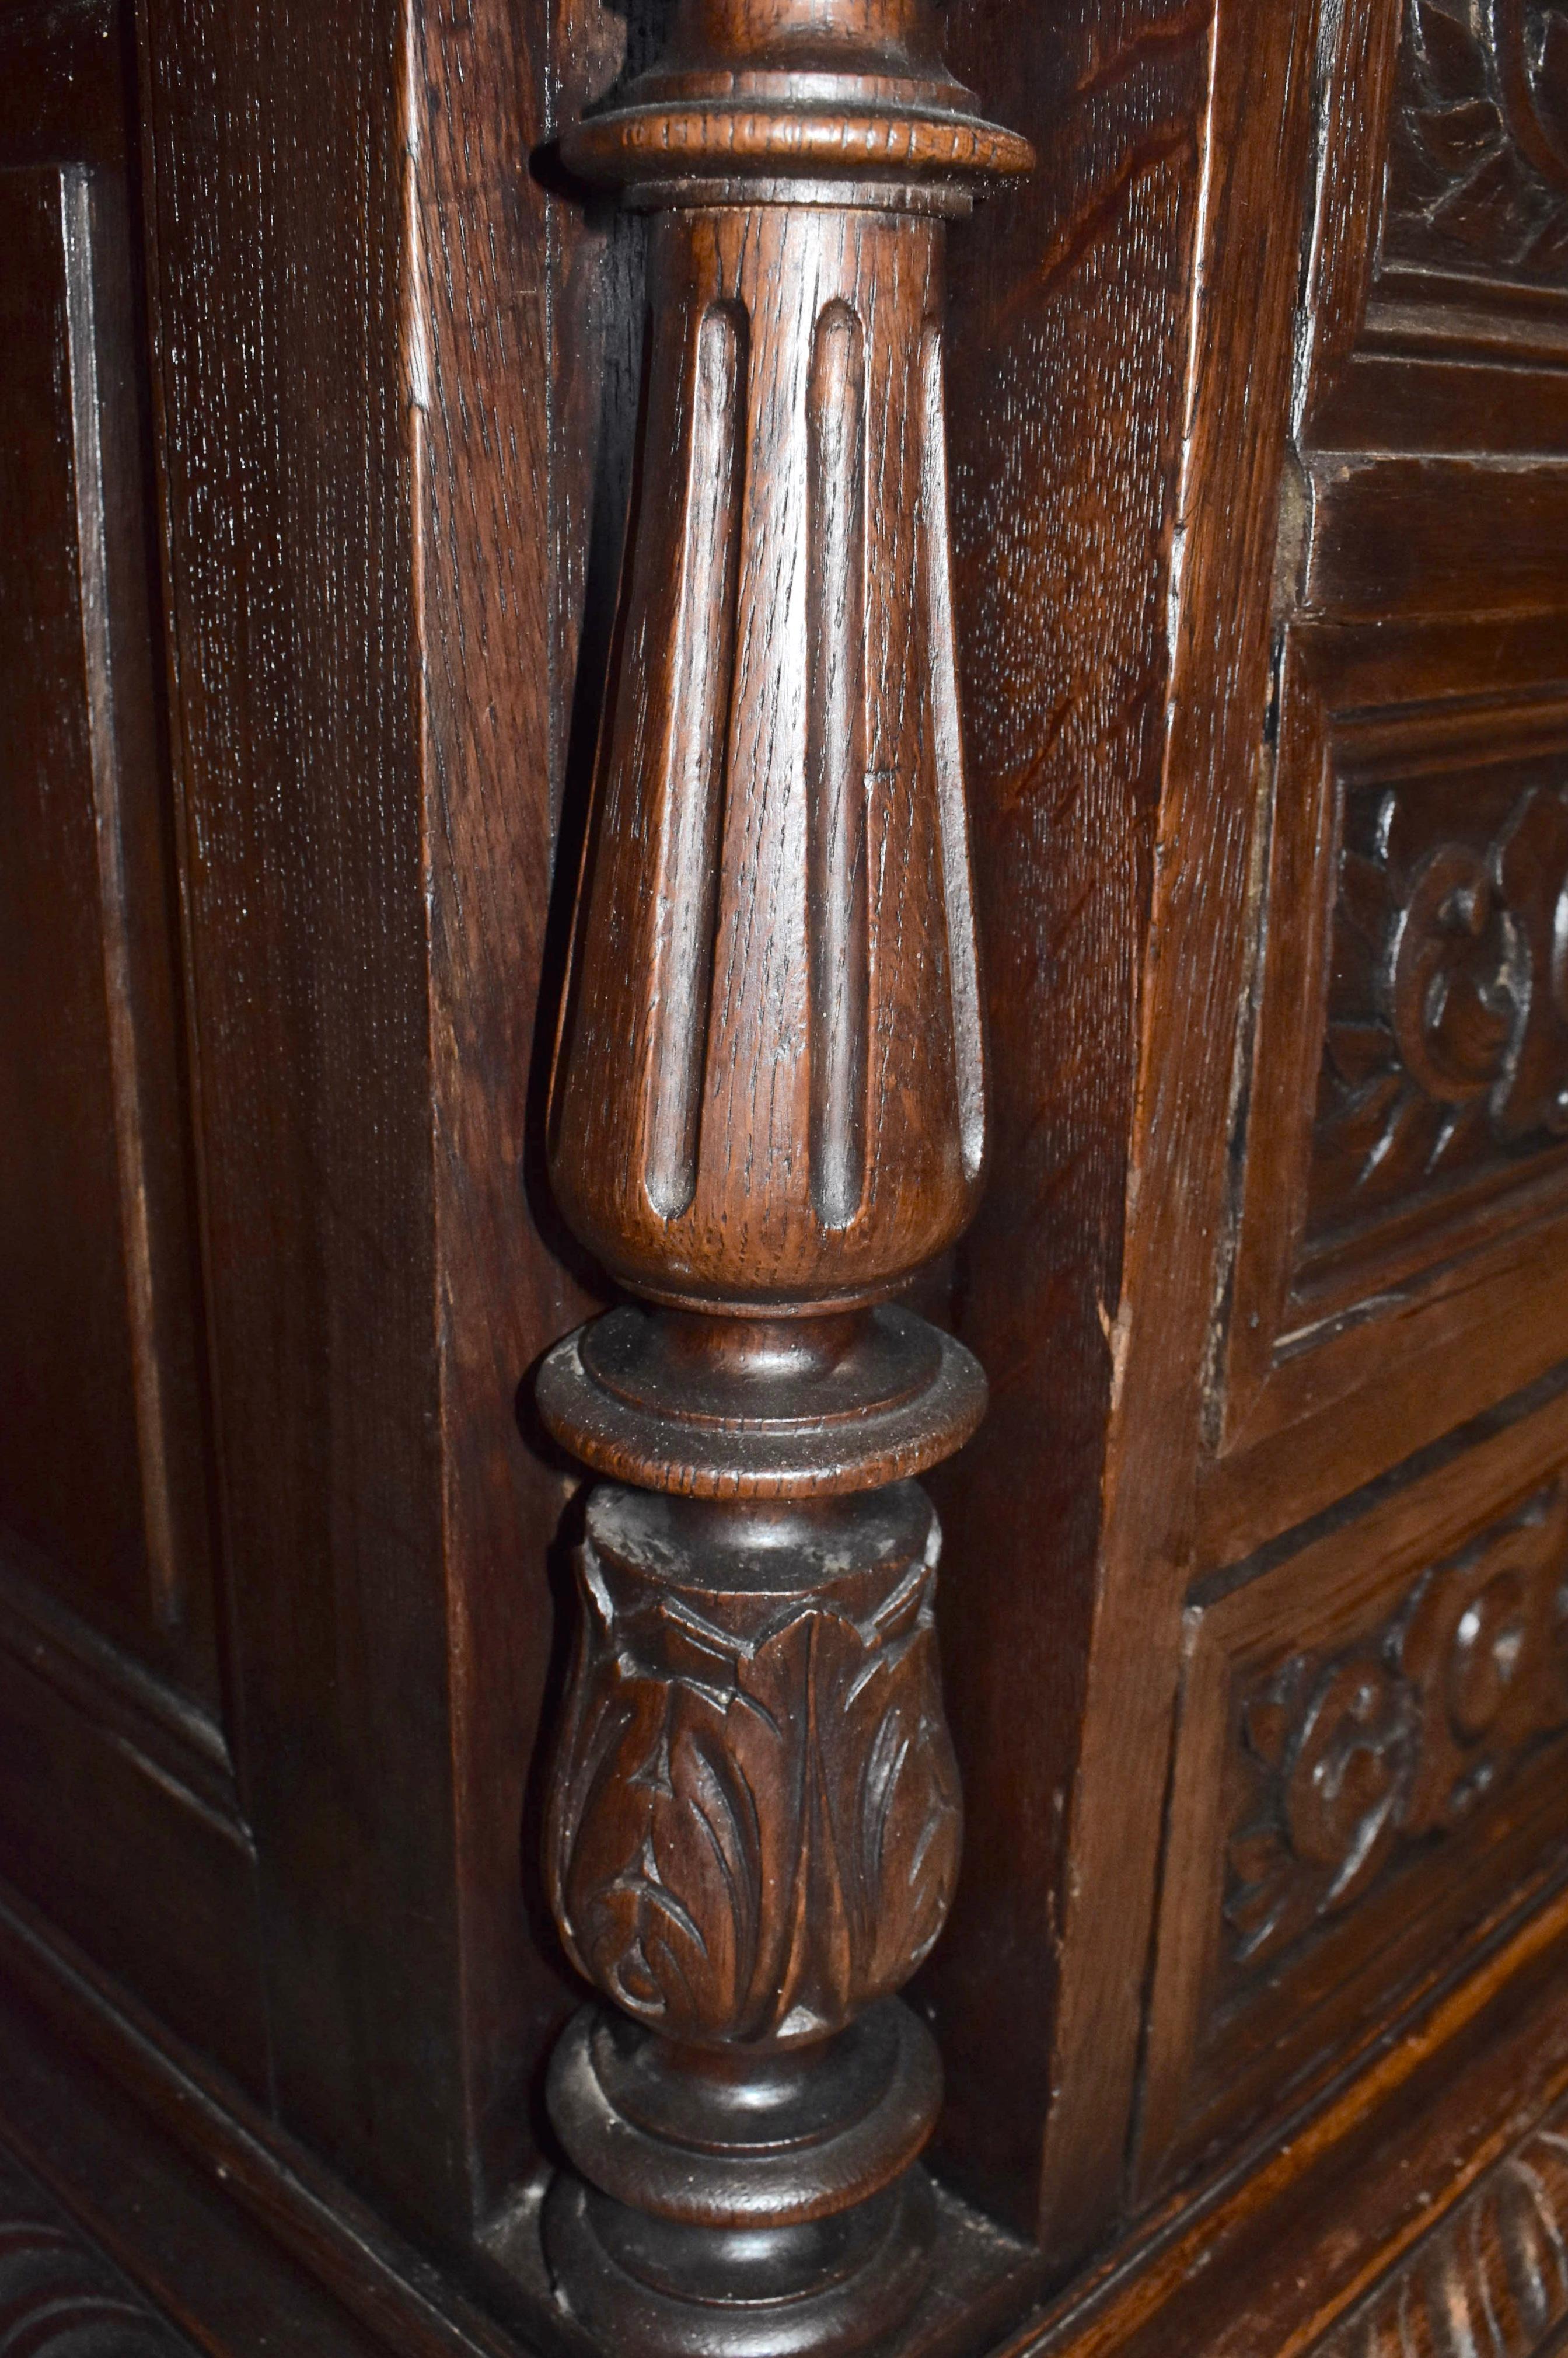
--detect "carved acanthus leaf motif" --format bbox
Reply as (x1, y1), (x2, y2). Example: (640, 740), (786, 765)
(1225, 1484), (1568, 1973)
(531, 2), (1021, 2333)
(546, 1528), (962, 2046)
(1388, 0), (1568, 277)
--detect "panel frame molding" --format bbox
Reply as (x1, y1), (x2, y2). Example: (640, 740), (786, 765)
(1141, 1376), (1568, 2194)
(1201, 626), (1568, 1562)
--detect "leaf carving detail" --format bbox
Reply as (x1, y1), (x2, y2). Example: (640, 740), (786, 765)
(1390, 0), (1568, 275)
(546, 1535), (961, 2045)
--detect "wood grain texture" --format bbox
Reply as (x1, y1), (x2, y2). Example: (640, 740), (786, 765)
(547, 207), (990, 1313)
(918, 0), (1326, 2258)
(0, 0), (264, 2097)
(0, 160), (180, 1680)
(1312, 2111), (1568, 2358)
(137, 0), (472, 2230)
(0, 133), (216, 1704)
(1130, 0), (1568, 2234)
(532, 1), (1029, 2345)
(1196, 0), (1568, 1554)
(919, 0), (1213, 2238)
(132, 0), (612, 2241)
(408, 0), (598, 2216)
(15, 1), (1568, 2352)
(997, 1877), (1568, 2358)
(0, 1882), (585, 2358)
(15, 1792), (1568, 2358)
(1215, 645), (1568, 1533)
(1385, 0), (1568, 287)
(1306, 748), (1568, 1246)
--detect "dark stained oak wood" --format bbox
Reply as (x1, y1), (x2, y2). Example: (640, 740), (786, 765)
(532, 3), (1030, 2345)
(1116, 0), (1568, 2257)
(133, 0), (600, 2240)
(0, 2140), (193, 2357)
(8, 0), (1568, 2352)
(0, 0), (266, 2095)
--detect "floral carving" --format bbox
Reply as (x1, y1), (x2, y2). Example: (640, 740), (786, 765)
(546, 1494), (962, 2047)
(1387, 0), (1568, 280)
(1227, 1656), (1417, 1963)
(1225, 1484), (1568, 1970)
(1311, 782), (1568, 1235)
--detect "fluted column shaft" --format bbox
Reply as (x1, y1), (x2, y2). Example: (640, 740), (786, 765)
(535, 9), (1029, 2349)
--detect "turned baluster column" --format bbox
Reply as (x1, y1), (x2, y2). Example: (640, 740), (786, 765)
(536, 8), (1030, 2349)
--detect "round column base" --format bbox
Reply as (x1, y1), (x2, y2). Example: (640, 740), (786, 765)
(544, 2163), (935, 2358)
(544, 2000), (943, 2355)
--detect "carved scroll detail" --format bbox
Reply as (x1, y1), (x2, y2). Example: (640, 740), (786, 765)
(1312, 782), (1568, 1233)
(0, 2147), (188, 2355)
(1225, 1483), (1568, 1973)
(1388, 0), (1568, 278)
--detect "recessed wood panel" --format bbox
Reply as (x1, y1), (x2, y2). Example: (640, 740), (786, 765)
(0, 1640), (266, 2096)
(1206, 634), (1568, 1560)
(1302, 0), (1568, 455)
(1139, 1387), (1568, 2195)
(0, 138), (260, 2078)
(1306, 461), (1568, 619)
(0, 163), (217, 1707)
(1306, 753), (1568, 1251)
(1143, 0), (1568, 2213)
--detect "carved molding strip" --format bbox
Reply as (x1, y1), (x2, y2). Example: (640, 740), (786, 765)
(0, 2143), (189, 2354)
(1314, 2097), (1568, 2358)
(1225, 1483), (1568, 1975)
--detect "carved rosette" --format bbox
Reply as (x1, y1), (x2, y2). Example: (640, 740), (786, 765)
(1313, 780), (1568, 1232)
(533, 4), (1029, 2350)
(1225, 1484), (1568, 1974)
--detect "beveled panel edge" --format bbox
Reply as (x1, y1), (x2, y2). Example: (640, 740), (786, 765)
(990, 1881), (1568, 2358)
(0, 1868), (1040, 2358)
(0, 1874), (579, 2358)
(0, 1525), (237, 1819)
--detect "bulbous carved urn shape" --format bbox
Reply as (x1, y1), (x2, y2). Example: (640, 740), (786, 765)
(546, 1487), (962, 2048)
(533, 2), (1029, 2350)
